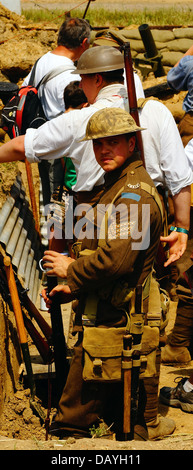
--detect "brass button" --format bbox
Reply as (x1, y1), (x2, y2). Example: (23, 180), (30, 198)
(130, 171), (135, 175)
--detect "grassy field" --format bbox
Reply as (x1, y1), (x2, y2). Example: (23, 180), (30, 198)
(22, 6), (193, 27)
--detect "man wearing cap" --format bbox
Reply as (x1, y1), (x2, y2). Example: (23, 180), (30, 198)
(42, 107), (175, 440)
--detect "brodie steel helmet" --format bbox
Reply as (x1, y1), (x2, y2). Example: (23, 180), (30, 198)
(81, 108), (145, 141)
(72, 46), (124, 75)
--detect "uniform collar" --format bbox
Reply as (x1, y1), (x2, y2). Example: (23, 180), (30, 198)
(95, 83), (127, 102)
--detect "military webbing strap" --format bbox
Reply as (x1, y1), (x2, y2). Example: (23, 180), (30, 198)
(146, 271), (162, 328)
(137, 97), (160, 109)
(140, 181), (164, 222)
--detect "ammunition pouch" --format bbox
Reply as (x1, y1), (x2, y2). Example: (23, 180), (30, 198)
(82, 326), (127, 382)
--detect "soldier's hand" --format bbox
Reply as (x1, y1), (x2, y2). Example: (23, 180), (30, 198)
(41, 285), (74, 310)
(42, 250), (75, 278)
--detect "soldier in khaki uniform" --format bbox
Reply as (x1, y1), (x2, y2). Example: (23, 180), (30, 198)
(42, 108), (176, 440)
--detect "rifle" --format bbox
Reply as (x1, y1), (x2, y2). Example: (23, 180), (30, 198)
(121, 286), (144, 441)
(24, 158), (40, 236)
(82, 0), (96, 18)
(0, 257), (53, 364)
(130, 285), (145, 439)
(122, 42), (145, 167)
(46, 275), (69, 401)
(3, 255), (45, 422)
(45, 170), (72, 399)
(122, 334), (133, 439)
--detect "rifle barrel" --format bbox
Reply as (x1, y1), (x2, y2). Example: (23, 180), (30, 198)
(47, 276), (69, 400)
(123, 42), (145, 167)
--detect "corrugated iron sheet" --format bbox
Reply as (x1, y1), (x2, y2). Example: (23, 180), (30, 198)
(0, 172), (43, 304)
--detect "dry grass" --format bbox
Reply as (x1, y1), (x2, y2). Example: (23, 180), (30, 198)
(22, 6), (193, 27)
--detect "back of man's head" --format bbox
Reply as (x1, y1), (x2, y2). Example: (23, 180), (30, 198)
(64, 81), (87, 110)
(57, 17), (91, 49)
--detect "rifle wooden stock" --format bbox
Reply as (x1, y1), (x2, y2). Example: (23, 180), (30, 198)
(3, 255), (36, 399)
(0, 265), (53, 363)
(23, 294), (52, 344)
(22, 312), (53, 364)
(122, 43), (145, 167)
(122, 334), (132, 437)
(130, 285), (144, 439)
(122, 287), (144, 440)
(24, 158), (40, 235)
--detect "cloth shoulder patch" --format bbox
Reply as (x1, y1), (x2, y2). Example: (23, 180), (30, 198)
(121, 192), (141, 202)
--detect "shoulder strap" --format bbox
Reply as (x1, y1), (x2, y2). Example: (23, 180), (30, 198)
(36, 64), (76, 89)
(140, 181), (164, 221)
(137, 97), (160, 109)
(28, 58), (41, 86)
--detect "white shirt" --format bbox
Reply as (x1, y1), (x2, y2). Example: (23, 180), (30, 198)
(126, 70), (145, 100)
(139, 100), (193, 196)
(23, 51), (80, 120)
(25, 84), (128, 192)
(24, 84), (193, 195)
(184, 138), (193, 171)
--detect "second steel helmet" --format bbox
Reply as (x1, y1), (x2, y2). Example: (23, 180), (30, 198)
(81, 108), (145, 141)
(72, 45), (124, 74)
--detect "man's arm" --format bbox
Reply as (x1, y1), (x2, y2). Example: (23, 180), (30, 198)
(172, 186), (191, 231)
(0, 135), (25, 162)
(160, 186), (191, 266)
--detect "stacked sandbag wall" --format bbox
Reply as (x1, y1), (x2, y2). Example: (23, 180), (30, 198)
(91, 26), (193, 68)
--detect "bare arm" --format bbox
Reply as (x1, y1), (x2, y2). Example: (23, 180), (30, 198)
(160, 186), (191, 266)
(0, 135), (25, 162)
(172, 186), (191, 231)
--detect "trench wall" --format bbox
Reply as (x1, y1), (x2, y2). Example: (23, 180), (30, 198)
(0, 299), (21, 416)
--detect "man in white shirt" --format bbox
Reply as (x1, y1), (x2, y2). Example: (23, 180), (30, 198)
(23, 17), (91, 206)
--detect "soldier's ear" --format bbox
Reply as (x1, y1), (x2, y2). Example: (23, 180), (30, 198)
(81, 37), (90, 49)
(128, 135), (136, 153)
(95, 73), (103, 87)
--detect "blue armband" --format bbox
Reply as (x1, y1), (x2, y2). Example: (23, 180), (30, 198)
(170, 226), (189, 235)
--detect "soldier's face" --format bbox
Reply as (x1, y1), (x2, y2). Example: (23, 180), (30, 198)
(93, 134), (136, 172)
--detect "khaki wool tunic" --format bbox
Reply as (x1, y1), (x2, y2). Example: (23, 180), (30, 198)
(67, 152), (162, 326)
(53, 152), (162, 435)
